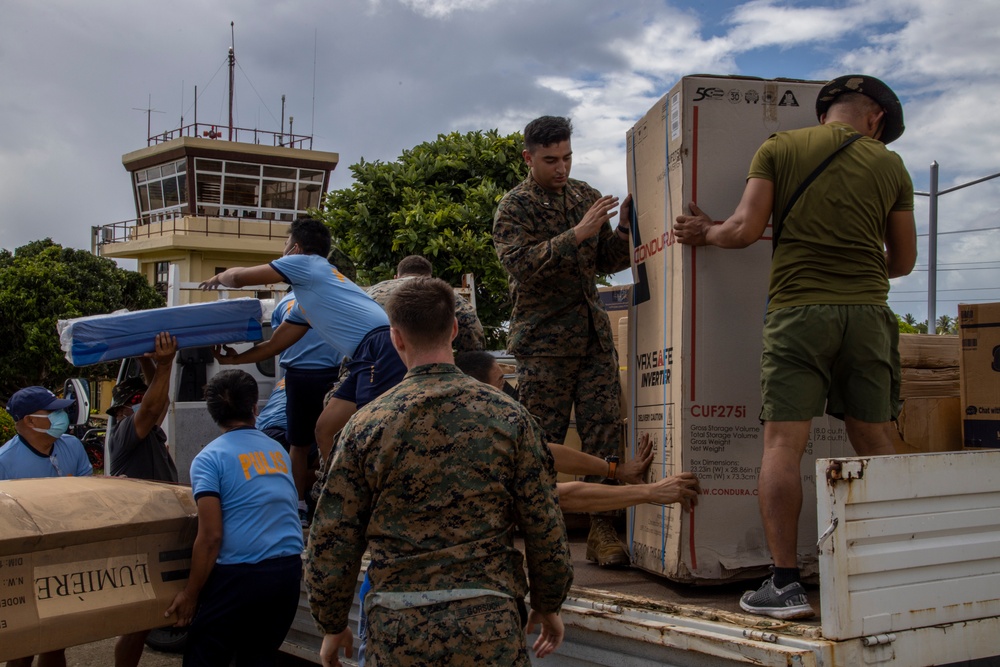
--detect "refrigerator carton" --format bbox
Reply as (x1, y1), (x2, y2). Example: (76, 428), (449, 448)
(624, 75), (852, 581)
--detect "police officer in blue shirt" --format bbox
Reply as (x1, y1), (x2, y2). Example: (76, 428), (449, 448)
(1, 386), (93, 480)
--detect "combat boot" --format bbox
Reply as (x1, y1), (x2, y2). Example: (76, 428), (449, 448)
(586, 516), (629, 567)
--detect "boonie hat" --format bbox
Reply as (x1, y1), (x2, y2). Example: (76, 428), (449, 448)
(107, 376), (148, 415)
(815, 74), (905, 144)
(6, 386), (74, 422)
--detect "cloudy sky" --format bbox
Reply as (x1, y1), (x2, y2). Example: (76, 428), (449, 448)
(2, 0), (998, 323)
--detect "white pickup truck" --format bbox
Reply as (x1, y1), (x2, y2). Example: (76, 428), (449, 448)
(100, 273), (1000, 666)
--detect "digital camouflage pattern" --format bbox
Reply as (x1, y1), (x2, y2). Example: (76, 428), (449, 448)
(367, 278), (486, 352)
(305, 363), (572, 637)
(518, 344), (623, 463)
(493, 174), (628, 460)
(365, 596), (529, 666)
(492, 175), (630, 357)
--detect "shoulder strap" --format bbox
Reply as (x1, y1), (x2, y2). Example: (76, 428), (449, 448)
(771, 132), (863, 254)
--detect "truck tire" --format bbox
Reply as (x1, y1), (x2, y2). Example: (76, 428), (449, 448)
(144, 626), (188, 653)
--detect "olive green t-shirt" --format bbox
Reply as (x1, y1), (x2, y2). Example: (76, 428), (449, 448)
(748, 122), (913, 311)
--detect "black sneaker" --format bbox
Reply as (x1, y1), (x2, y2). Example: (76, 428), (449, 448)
(739, 576), (815, 620)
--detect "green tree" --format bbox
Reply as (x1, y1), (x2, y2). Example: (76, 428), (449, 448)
(896, 313), (918, 334)
(0, 239), (164, 397)
(317, 129), (529, 347)
(0, 409), (14, 443)
(936, 314), (957, 335)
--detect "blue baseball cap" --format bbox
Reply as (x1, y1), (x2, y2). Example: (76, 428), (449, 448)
(5, 386), (74, 422)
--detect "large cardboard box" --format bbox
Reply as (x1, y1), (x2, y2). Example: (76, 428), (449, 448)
(892, 397), (962, 454)
(0, 477), (197, 661)
(623, 75), (852, 582)
(959, 302), (1000, 448)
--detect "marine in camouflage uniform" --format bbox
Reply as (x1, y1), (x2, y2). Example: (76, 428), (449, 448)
(306, 277), (572, 666)
(493, 115), (632, 566)
(367, 277), (485, 352)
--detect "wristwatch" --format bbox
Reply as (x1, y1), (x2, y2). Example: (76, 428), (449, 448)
(605, 455), (620, 481)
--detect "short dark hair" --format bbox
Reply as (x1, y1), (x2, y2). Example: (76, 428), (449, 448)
(396, 255), (433, 277)
(454, 350), (497, 384)
(289, 218), (332, 257)
(205, 370), (258, 428)
(829, 91), (882, 117)
(524, 116), (573, 153)
(385, 277), (456, 350)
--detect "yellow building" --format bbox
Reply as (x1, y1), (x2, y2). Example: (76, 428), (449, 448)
(93, 128), (339, 303)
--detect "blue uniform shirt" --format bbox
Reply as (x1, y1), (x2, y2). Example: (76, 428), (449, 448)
(273, 291), (345, 370)
(190, 428), (303, 565)
(270, 254), (388, 357)
(0, 434), (94, 479)
(256, 379), (287, 432)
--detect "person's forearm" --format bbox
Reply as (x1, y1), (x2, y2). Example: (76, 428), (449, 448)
(557, 481), (650, 513)
(547, 443), (608, 478)
(183, 532), (221, 601)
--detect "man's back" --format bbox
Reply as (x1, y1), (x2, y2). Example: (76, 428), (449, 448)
(270, 253), (388, 356)
(751, 122), (914, 310)
(307, 363), (572, 630)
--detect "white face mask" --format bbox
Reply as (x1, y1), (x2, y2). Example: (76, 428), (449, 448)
(30, 410), (70, 438)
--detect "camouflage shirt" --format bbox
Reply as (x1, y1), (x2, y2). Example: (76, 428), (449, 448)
(493, 175), (630, 356)
(367, 278), (486, 352)
(305, 363), (573, 634)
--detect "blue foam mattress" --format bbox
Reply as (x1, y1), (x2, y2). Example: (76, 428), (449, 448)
(58, 298), (263, 366)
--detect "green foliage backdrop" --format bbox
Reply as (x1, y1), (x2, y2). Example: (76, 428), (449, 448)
(0, 239), (164, 398)
(317, 129), (528, 348)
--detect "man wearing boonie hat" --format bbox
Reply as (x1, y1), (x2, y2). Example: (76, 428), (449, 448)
(673, 75), (916, 619)
(2, 385), (93, 667)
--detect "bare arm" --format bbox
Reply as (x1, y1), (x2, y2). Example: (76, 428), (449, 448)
(165, 496), (222, 626)
(214, 321), (308, 365)
(673, 178), (774, 249)
(547, 443), (607, 478)
(885, 209), (917, 278)
(547, 434), (653, 484)
(200, 263), (284, 290)
(557, 473), (700, 513)
(133, 332), (177, 439)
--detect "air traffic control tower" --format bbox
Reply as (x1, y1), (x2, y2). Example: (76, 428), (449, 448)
(93, 49), (338, 304)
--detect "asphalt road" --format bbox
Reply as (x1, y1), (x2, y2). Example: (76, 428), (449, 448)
(61, 638), (318, 666)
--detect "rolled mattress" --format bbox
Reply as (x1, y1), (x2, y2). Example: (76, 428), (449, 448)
(58, 298), (263, 366)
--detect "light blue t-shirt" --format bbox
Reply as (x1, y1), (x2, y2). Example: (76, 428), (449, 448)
(270, 254), (388, 358)
(255, 378), (287, 432)
(189, 428), (303, 565)
(0, 434), (94, 480)
(272, 291), (345, 370)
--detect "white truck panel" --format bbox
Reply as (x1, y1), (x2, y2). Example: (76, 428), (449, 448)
(818, 451), (1000, 646)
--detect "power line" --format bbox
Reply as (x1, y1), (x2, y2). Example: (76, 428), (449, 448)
(916, 225), (1000, 237)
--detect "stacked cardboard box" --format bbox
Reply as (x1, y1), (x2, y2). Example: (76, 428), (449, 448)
(958, 302), (1000, 448)
(623, 75), (853, 582)
(893, 334), (962, 455)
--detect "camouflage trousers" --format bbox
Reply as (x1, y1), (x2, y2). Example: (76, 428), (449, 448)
(365, 595), (529, 666)
(516, 337), (624, 470)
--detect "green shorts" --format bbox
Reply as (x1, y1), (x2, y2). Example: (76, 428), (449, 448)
(760, 304), (901, 423)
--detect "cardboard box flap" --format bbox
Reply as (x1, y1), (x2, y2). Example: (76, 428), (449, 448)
(0, 477), (196, 554)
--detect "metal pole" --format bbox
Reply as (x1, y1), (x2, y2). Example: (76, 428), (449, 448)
(928, 161), (939, 334)
(280, 95), (286, 147)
